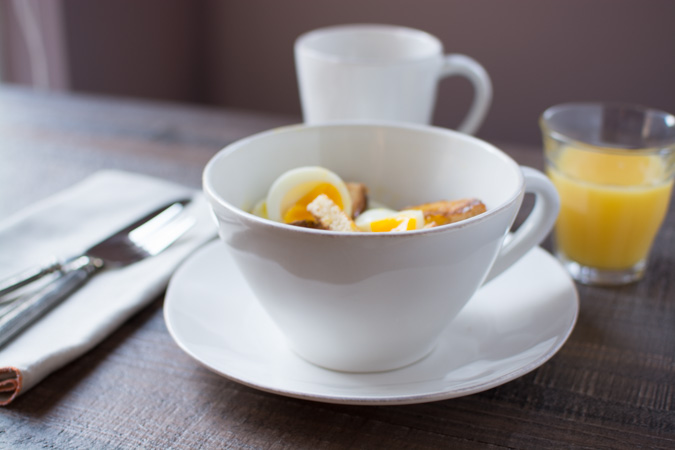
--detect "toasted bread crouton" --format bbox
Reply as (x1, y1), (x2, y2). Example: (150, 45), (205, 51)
(408, 198), (486, 226)
(289, 219), (323, 229)
(346, 182), (368, 218)
(307, 194), (357, 232)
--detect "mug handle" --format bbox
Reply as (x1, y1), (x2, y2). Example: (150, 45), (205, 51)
(440, 54), (493, 135)
(484, 167), (560, 283)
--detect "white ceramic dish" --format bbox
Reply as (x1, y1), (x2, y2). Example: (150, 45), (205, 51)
(164, 241), (578, 405)
(203, 122), (560, 372)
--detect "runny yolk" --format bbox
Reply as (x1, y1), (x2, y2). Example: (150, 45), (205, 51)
(370, 217), (417, 232)
(283, 183), (343, 223)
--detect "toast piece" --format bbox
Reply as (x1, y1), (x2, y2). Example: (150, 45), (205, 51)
(307, 194), (357, 232)
(407, 198), (486, 227)
(346, 182), (368, 218)
(288, 219), (323, 229)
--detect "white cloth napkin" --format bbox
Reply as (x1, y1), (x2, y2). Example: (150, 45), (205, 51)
(0, 170), (216, 405)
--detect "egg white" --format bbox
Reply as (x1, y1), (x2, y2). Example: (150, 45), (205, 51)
(266, 166), (352, 223)
(355, 208), (425, 232)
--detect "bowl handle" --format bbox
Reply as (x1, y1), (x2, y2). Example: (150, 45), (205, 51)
(484, 166), (560, 283)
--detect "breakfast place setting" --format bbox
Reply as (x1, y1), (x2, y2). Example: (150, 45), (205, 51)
(0, 5), (673, 448)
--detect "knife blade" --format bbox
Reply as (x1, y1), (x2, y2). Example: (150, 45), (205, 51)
(0, 198), (193, 347)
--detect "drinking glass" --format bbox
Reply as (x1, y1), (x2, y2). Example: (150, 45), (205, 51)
(540, 103), (675, 285)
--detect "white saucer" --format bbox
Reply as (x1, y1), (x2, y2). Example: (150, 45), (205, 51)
(164, 241), (578, 405)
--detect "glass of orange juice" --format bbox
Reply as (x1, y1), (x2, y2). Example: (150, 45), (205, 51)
(540, 103), (675, 285)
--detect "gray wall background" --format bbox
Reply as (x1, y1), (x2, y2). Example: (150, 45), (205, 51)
(3, 0), (674, 145)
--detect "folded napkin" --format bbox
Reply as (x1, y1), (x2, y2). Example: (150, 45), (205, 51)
(0, 170), (216, 405)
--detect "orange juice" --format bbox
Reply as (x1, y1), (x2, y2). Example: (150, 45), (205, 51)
(547, 147), (673, 270)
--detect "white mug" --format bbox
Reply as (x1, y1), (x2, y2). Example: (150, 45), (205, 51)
(294, 24), (493, 134)
(203, 122), (559, 373)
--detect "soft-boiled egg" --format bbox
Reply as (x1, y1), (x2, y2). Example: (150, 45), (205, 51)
(266, 166), (353, 223)
(355, 208), (425, 232)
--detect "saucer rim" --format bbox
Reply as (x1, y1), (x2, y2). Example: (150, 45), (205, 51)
(164, 241), (579, 406)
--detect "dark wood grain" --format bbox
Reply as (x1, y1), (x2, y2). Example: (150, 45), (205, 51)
(0, 86), (673, 449)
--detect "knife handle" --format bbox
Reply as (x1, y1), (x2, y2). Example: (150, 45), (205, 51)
(0, 258), (64, 299)
(0, 256), (102, 348)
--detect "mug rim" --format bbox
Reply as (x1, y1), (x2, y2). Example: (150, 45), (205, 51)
(203, 121), (525, 238)
(294, 23), (443, 65)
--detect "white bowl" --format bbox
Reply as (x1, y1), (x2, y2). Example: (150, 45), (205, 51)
(203, 122), (559, 372)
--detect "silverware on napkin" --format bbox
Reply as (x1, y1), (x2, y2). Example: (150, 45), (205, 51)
(0, 199), (194, 347)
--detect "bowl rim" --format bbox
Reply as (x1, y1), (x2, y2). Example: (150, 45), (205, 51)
(203, 121), (525, 238)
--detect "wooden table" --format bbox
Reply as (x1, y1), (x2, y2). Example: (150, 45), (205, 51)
(0, 86), (673, 448)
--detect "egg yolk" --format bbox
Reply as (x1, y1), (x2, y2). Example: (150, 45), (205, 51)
(282, 183), (344, 223)
(370, 217), (417, 232)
